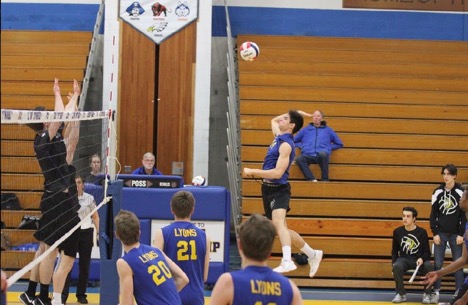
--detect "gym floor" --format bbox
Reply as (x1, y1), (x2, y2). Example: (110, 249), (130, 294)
(6, 237), (456, 304)
(5, 282), (456, 305)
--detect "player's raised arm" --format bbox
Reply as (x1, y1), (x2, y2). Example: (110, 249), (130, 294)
(48, 78), (64, 139)
(271, 113), (289, 136)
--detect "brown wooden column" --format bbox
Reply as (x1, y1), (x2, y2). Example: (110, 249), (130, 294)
(118, 22), (156, 172)
(157, 23), (196, 183)
(118, 21), (196, 183)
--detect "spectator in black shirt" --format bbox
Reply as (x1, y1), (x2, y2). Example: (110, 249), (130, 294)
(84, 153), (104, 185)
(391, 206), (436, 304)
(430, 164), (466, 296)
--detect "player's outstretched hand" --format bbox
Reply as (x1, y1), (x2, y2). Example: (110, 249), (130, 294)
(53, 78), (61, 95)
(73, 79), (81, 95)
(420, 271), (439, 288)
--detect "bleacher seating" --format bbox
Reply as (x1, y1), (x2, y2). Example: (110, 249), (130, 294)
(238, 34), (468, 289)
(0, 30), (91, 278)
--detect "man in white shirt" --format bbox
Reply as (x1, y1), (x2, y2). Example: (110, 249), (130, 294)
(62, 176), (99, 304)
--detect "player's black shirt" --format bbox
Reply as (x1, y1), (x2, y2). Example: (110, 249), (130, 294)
(34, 129), (72, 193)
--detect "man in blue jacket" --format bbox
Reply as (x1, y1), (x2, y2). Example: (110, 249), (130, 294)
(294, 110), (343, 182)
(131, 152), (163, 175)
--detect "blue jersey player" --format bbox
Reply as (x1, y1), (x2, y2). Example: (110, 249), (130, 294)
(243, 110), (323, 277)
(115, 210), (189, 305)
(154, 191), (210, 305)
(210, 214), (303, 305)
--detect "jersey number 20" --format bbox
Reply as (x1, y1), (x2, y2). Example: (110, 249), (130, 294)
(148, 261), (172, 286)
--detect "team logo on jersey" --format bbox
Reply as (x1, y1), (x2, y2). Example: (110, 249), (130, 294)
(401, 234), (420, 255)
(439, 193), (458, 215)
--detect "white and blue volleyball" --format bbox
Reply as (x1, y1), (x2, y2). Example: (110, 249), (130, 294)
(239, 41), (260, 61)
(191, 175), (206, 186)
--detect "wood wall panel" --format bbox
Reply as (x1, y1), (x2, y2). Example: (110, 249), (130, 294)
(119, 22), (156, 172)
(157, 23), (196, 182)
(118, 22), (196, 182)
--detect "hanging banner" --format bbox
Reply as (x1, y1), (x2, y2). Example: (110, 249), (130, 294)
(120, 0), (199, 44)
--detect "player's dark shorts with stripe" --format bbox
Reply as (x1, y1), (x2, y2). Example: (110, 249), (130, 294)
(261, 182), (291, 219)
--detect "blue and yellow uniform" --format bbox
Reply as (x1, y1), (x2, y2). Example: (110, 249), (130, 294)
(162, 222), (207, 305)
(262, 134), (295, 185)
(122, 244), (182, 305)
(231, 266), (293, 305)
(261, 133), (295, 219)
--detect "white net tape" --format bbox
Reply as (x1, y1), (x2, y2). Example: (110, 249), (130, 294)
(1, 109), (109, 124)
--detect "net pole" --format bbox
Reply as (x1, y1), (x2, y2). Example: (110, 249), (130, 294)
(103, 109), (113, 195)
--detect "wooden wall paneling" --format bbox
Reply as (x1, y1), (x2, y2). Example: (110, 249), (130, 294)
(237, 35), (468, 53)
(119, 22), (156, 172)
(157, 23), (196, 183)
(239, 86), (468, 105)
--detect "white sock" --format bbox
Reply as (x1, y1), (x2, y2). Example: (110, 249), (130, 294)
(282, 246), (292, 261)
(301, 244), (316, 259)
(52, 293), (63, 305)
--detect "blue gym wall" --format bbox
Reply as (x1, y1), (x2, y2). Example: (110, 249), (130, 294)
(1, 2), (467, 41)
(213, 6), (468, 41)
(0, 3), (100, 31)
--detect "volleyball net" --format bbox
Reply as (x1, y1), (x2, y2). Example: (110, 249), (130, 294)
(1, 107), (114, 287)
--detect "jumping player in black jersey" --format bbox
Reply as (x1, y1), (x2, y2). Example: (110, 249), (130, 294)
(20, 79), (82, 305)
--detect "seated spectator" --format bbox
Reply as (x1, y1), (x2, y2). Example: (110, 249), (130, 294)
(84, 154), (104, 184)
(391, 206), (437, 304)
(294, 110), (343, 182)
(131, 152), (163, 175)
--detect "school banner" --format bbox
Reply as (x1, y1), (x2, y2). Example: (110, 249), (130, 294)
(120, 0), (199, 44)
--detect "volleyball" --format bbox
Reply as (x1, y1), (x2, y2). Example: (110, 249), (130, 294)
(239, 41), (260, 61)
(191, 175), (206, 186)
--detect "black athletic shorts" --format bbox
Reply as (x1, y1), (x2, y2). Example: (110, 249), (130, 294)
(261, 183), (291, 219)
(34, 191), (80, 252)
(58, 229), (80, 257)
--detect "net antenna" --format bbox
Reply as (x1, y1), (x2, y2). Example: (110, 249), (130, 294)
(1, 108), (112, 287)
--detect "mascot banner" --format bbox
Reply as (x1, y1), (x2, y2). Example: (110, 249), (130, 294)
(120, 0), (198, 44)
